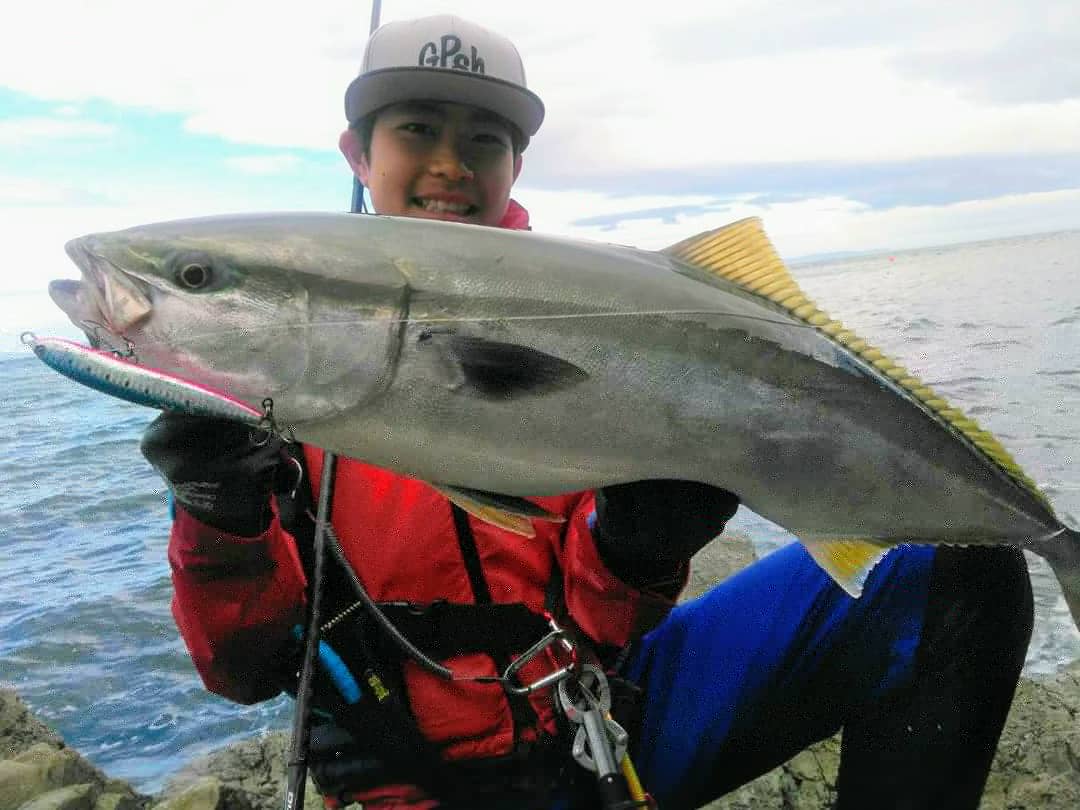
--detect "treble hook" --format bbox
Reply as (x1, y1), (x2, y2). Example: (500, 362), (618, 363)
(79, 320), (137, 360)
(253, 397), (296, 446)
(284, 454), (304, 499)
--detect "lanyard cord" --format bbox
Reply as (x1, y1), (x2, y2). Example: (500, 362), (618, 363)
(322, 517), (457, 680)
(284, 452), (338, 810)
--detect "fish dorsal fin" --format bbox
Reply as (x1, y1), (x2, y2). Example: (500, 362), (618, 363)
(801, 537), (894, 597)
(664, 217), (1049, 509)
(663, 217), (814, 315)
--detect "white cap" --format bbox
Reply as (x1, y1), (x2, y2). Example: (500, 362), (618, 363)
(344, 15), (545, 148)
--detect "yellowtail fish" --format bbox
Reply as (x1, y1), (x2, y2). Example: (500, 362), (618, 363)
(40, 212), (1080, 626)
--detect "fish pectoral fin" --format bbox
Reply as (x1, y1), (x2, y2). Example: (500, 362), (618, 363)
(800, 536), (894, 598)
(432, 484), (567, 538)
(422, 332), (587, 399)
(436, 484), (567, 522)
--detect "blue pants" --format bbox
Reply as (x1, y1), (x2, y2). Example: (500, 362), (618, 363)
(622, 541), (937, 810)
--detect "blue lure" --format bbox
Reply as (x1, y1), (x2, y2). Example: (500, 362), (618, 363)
(23, 333), (264, 426)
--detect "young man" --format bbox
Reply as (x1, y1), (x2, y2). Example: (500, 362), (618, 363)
(141, 15), (1034, 810)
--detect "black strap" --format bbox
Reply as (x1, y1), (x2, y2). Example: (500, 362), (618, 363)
(449, 504), (540, 738)
(451, 504), (494, 602)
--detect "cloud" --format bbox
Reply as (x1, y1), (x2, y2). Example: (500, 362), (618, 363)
(3, 0), (1079, 166)
(517, 183), (1080, 258)
(0, 176), (111, 207)
(0, 116), (116, 146)
(573, 201), (739, 229)
(524, 152), (1080, 211)
(223, 154), (303, 175)
(1, 0), (1077, 308)
(651, 0), (943, 61)
(895, 31), (1080, 105)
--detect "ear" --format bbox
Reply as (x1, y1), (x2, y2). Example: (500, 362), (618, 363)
(512, 152), (523, 184)
(339, 128), (370, 185)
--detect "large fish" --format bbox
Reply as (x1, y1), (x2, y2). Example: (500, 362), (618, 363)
(44, 212), (1080, 624)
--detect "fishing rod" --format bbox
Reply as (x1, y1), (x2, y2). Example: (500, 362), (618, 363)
(283, 4), (382, 808)
(350, 0), (382, 213)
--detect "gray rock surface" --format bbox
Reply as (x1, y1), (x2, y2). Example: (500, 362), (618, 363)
(980, 659), (1080, 809)
(157, 735), (320, 810)
(17, 783), (99, 810)
(0, 692), (147, 810)
(685, 530), (759, 601)
(150, 777), (258, 810)
(0, 691), (63, 761)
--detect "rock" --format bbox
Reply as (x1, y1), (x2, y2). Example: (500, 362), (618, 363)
(149, 778), (237, 810)
(100, 780), (144, 806)
(698, 735), (841, 810)
(0, 690), (63, 760)
(0, 692), (148, 810)
(17, 783), (99, 810)
(159, 736), (320, 810)
(93, 794), (143, 810)
(0, 759), (44, 810)
(13, 745), (109, 794)
(685, 530), (758, 602)
(1, 745), (106, 810)
(979, 659), (1080, 809)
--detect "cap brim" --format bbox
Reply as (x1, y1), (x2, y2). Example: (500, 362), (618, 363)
(345, 67), (545, 139)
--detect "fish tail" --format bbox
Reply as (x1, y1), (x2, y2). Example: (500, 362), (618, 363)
(1033, 527), (1080, 632)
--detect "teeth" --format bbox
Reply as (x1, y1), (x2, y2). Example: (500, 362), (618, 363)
(418, 198), (471, 214)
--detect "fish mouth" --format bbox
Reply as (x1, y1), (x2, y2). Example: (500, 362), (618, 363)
(54, 237), (153, 339)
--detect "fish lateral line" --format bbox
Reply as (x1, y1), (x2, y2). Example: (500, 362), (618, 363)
(113, 309), (814, 351)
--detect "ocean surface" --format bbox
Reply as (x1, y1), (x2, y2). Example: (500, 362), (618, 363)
(2, 227), (1080, 793)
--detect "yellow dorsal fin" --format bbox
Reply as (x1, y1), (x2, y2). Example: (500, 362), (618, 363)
(663, 218), (1049, 509)
(801, 537), (894, 597)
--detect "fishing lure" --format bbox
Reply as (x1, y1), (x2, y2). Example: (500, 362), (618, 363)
(22, 333), (264, 426)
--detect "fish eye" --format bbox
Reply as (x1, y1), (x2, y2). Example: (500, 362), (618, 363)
(176, 262), (212, 290)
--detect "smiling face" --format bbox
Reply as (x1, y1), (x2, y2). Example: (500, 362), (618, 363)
(340, 101), (522, 226)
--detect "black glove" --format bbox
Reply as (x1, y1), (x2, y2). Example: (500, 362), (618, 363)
(593, 480), (740, 595)
(140, 412), (285, 536)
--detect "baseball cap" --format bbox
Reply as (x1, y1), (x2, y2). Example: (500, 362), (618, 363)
(344, 15), (545, 148)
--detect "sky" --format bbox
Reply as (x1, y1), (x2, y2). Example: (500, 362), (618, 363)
(2, 0), (1079, 341)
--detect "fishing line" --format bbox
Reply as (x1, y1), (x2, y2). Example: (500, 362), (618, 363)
(96, 308), (817, 352)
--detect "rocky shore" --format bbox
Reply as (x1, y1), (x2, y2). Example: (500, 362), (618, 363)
(4, 536), (1080, 808)
(6, 664), (1080, 810)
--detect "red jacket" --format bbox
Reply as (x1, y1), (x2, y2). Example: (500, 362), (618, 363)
(167, 200), (682, 764)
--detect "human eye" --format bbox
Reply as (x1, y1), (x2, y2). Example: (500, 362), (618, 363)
(398, 121), (437, 137)
(472, 129), (510, 149)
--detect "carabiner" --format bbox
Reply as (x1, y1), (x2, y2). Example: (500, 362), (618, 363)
(501, 613), (579, 696)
